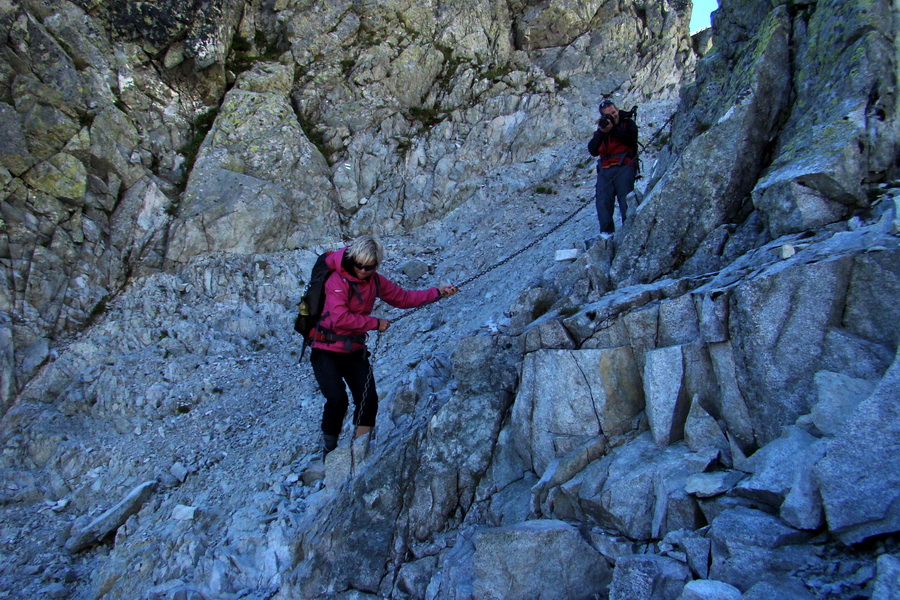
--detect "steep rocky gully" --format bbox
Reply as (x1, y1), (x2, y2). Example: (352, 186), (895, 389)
(1, 1), (899, 599)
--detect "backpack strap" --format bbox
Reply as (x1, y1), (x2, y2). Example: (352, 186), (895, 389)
(348, 280), (362, 302)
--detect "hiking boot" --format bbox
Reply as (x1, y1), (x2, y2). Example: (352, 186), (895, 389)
(322, 434), (338, 458)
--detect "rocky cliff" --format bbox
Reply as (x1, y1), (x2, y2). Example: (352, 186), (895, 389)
(0, 0), (692, 416)
(1, 0), (899, 599)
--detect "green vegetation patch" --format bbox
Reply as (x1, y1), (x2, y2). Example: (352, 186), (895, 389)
(407, 105), (446, 130)
(484, 64), (513, 81)
(296, 111), (332, 163)
(180, 106), (219, 173)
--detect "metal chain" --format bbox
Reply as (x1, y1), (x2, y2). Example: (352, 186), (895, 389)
(339, 114), (678, 459)
(386, 118), (676, 327)
(353, 332), (380, 429)
(641, 111), (676, 150)
(387, 188), (602, 325)
(388, 178), (606, 327)
(348, 333), (379, 474)
(353, 193), (593, 448)
(458, 197), (592, 288)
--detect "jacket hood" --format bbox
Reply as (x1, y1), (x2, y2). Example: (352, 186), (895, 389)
(325, 247), (367, 283)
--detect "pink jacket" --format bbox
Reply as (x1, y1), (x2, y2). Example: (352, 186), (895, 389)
(311, 248), (440, 353)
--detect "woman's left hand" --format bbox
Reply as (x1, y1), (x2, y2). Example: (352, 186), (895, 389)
(438, 285), (459, 299)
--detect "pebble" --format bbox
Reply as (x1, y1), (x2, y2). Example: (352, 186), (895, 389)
(172, 505), (197, 521)
(171, 462), (189, 482)
(43, 583), (67, 599)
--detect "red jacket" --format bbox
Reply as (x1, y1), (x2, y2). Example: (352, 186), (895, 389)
(588, 117), (638, 168)
(311, 248), (440, 353)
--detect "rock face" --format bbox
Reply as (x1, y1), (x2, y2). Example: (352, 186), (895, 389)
(611, 4), (793, 286)
(510, 347), (643, 474)
(165, 61), (340, 263)
(463, 520), (611, 600)
(0, 0), (694, 416)
(816, 354), (900, 544)
(1, 0), (899, 599)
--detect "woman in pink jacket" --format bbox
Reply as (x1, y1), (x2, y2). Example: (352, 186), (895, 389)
(311, 236), (458, 455)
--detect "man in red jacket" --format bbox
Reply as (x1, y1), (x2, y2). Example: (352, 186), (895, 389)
(588, 99), (639, 238)
(311, 235), (458, 455)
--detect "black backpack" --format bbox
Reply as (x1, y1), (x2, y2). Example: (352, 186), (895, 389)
(294, 252), (333, 357)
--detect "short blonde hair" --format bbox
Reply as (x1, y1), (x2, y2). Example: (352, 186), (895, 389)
(345, 235), (383, 266)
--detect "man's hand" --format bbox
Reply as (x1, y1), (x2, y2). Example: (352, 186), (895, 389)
(438, 285), (459, 299)
(377, 318), (391, 332)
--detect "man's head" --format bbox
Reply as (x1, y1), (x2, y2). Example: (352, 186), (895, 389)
(599, 99), (620, 125)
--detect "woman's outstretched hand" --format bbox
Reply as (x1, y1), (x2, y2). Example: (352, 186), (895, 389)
(377, 318), (391, 332)
(438, 285), (459, 299)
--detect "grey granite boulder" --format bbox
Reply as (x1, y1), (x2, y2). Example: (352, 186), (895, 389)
(609, 7), (792, 286)
(523, 318), (577, 352)
(471, 520), (611, 600)
(644, 345), (692, 446)
(65, 480), (157, 553)
(872, 554), (900, 600)
(0, 318), (14, 417)
(741, 581), (814, 600)
(586, 528), (639, 567)
(508, 288), (557, 335)
(510, 347), (643, 474)
(728, 256), (854, 446)
(779, 440), (828, 531)
(531, 435), (608, 515)
(816, 352), (900, 544)
(166, 63), (340, 263)
(684, 398), (731, 463)
(554, 433), (714, 540)
(706, 342), (756, 453)
(685, 471), (745, 499)
(809, 370), (876, 436)
(820, 326), (894, 383)
(405, 392), (511, 541)
(427, 527), (478, 600)
(398, 258), (430, 280)
(660, 529), (712, 579)
(751, 0), (895, 236)
(395, 556), (437, 599)
(0, 103), (36, 175)
(676, 579), (741, 600)
(451, 335), (520, 396)
(609, 555), (691, 600)
(708, 506), (815, 591)
(842, 250), (900, 351)
(732, 426), (818, 507)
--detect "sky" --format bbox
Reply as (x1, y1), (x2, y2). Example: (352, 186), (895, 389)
(690, 0), (718, 33)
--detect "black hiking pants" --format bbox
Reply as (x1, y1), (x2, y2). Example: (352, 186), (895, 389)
(311, 348), (378, 437)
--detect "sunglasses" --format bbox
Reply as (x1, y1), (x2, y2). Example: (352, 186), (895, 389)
(352, 260), (378, 272)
